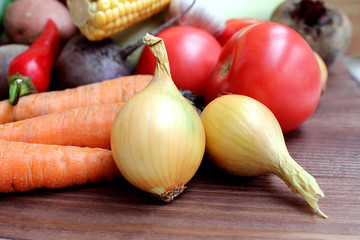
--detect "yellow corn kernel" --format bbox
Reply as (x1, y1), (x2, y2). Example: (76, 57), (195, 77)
(92, 29), (106, 40)
(95, 11), (107, 26)
(121, 15), (129, 26)
(67, 0), (172, 41)
(105, 9), (113, 24)
(131, 1), (138, 13)
(110, 0), (118, 8)
(105, 22), (114, 31)
(112, 7), (120, 20)
(133, 12), (139, 20)
(90, 2), (97, 12)
(97, 0), (111, 11)
(127, 13), (134, 23)
(115, 18), (122, 28)
(124, 1), (132, 14)
(118, 2), (126, 16)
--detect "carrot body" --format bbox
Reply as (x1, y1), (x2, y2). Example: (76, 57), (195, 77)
(0, 139), (121, 193)
(0, 103), (123, 149)
(0, 75), (152, 124)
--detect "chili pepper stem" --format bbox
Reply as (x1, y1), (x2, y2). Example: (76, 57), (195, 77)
(8, 79), (21, 106)
(8, 73), (37, 105)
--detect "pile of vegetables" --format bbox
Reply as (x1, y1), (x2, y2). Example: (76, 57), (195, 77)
(0, 0), (352, 218)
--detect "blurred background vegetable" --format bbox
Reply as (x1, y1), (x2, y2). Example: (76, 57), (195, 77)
(136, 25), (221, 96)
(0, 0), (13, 33)
(54, 34), (133, 89)
(166, 0), (226, 37)
(7, 19), (60, 105)
(270, 0), (352, 67)
(55, 1), (195, 89)
(0, 44), (28, 100)
(314, 51), (328, 92)
(3, 0), (77, 45)
(206, 0), (285, 20)
(67, 0), (172, 41)
(110, 11), (167, 68)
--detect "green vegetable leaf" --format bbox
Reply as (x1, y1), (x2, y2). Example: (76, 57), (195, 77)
(8, 72), (37, 105)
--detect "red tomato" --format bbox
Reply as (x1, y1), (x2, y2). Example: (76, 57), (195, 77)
(135, 26), (221, 96)
(217, 18), (266, 46)
(204, 22), (322, 133)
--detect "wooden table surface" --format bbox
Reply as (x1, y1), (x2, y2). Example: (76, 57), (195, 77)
(0, 62), (359, 240)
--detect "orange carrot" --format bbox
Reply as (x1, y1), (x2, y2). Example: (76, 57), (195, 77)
(0, 74), (152, 124)
(0, 139), (121, 193)
(0, 103), (123, 149)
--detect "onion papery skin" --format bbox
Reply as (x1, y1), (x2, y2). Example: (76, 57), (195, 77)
(201, 94), (326, 218)
(111, 34), (206, 202)
(111, 86), (205, 200)
(201, 94), (285, 176)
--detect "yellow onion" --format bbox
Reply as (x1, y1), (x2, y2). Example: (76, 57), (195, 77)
(201, 94), (327, 218)
(314, 51), (328, 93)
(111, 33), (205, 202)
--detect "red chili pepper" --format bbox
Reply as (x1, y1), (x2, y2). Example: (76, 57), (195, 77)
(7, 19), (60, 105)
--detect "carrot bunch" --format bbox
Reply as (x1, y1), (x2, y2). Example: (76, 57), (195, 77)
(0, 75), (153, 193)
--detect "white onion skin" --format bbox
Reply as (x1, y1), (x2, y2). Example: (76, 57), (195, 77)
(166, 0), (226, 37)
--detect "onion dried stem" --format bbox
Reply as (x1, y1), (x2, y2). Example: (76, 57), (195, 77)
(275, 153), (327, 218)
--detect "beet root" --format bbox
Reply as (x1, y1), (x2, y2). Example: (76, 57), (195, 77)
(54, 34), (132, 89)
(270, 0), (352, 67)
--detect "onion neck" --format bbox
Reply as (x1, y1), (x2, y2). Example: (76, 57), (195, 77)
(274, 153), (327, 218)
(143, 33), (176, 88)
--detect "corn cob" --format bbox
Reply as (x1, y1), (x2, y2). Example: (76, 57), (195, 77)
(67, 0), (172, 41)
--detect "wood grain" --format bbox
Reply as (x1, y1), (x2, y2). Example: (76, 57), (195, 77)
(0, 62), (359, 239)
